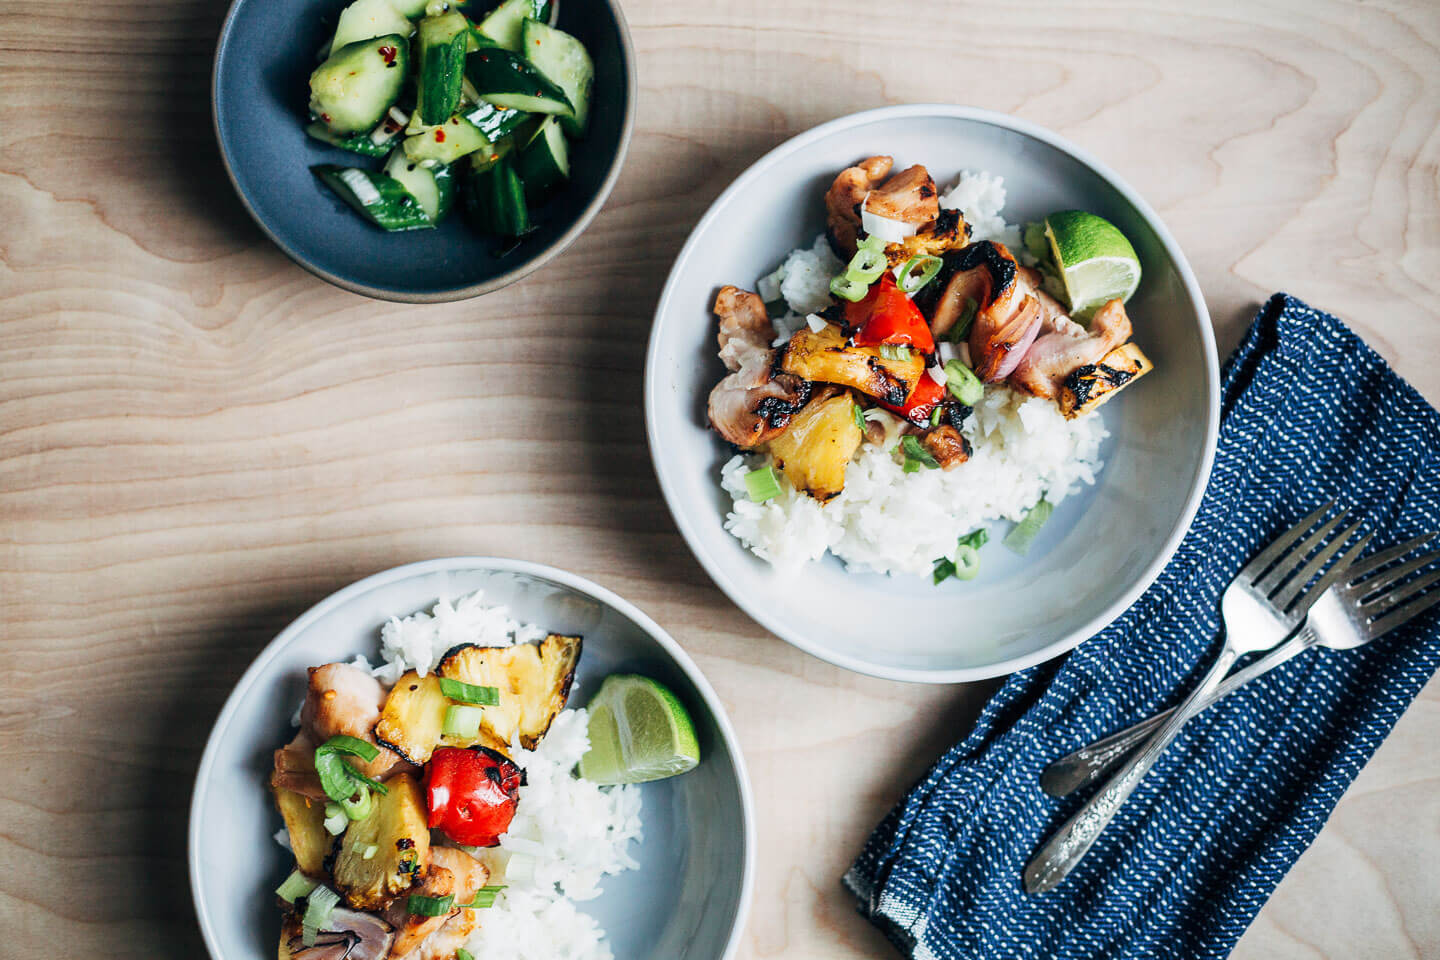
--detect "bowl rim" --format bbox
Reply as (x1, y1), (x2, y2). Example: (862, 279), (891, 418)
(643, 102), (1221, 684)
(187, 556), (757, 960)
(209, 0), (637, 304)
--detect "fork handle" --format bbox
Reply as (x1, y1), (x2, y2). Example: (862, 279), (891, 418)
(1024, 645), (1240, 894)
(1039, 625), (1320, 798)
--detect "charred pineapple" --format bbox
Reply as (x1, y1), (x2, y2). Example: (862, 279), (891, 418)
(331, 773), (429, 911)
(272, 786), (332, 876)
(1059, 342), (1153, 419)
(374, 672), (450, 765)
(438, 634), (581, 750)
(767, 393), (863, 502)
(779, 324), (923, 407)
(884, 208), (968, 266)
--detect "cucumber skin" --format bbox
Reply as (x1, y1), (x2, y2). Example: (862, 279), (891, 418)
(463, 155), (529, 238)
(520, 18), (592, 136)
(416, 14), (470, 124)
(515, 117), (567, 205)
(476, 0), (546, 50)
(312, 165), (434, 231)
(309, 35), (410, 135)
(305, 120), (392, 158)
(465, 48), (571, 115)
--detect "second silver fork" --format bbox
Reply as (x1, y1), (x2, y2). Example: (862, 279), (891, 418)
(1023, 503), (1366, 894)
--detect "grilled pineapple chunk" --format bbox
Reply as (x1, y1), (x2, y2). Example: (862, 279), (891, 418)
(272, 786), (332, 876)
(438, 634), (581, 750)
(374, 671), (450, 765)
(1059, 342), (1154, 419)
(332, 773), (429, 911)
(779, 324), (923, 406)
(767, 393), (863, 502)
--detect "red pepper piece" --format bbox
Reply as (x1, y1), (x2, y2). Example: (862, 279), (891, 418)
(881, 373), (947, 426)
(846, 273), (936, 354)
(424, 746), (522, 847)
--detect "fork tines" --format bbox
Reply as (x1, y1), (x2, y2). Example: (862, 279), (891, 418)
(1245, 501), (1368, 615)
(1343, 532), (1440, 631)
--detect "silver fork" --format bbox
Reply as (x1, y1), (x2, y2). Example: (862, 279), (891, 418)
(1023, 502), (1366, 894)
(1040, 532), (1440, 798)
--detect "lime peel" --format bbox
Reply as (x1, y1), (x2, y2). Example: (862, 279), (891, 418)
(577, 674), (700, 785)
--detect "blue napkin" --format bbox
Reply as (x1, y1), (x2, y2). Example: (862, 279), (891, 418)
(844, 294), (1440, 960)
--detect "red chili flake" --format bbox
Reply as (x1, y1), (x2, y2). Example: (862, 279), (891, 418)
(320, 112), (332, 123)
(379, 45), (398, 66)
(435, 129), (446, 142)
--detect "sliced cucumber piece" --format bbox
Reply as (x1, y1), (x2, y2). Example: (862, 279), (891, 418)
(402, 113), (492, 164)
(520, 18), (592, 136)
(309, 35), (410, 134)
(313, 165), (433, 231)
(462, 153), (530, 237)
(330, 0), (412, 54)
(415, 12), (470, 124)
(466, 47), (571, 115)
(475, 0), (546, 50)
(389, 0), (429, 16)
(383, 149), (456, 222)
(515, 115), (568, 204)
(305, 118), (402, 158)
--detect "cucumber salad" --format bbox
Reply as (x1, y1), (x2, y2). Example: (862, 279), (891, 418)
(305, 0), (593, 246)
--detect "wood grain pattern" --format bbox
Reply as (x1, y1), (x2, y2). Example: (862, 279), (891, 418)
(1, 0), (1438, 957)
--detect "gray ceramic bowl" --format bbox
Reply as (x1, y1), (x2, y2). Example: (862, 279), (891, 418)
(189, 558), (753, 960)
(212, 0), (635, 302)
(645, 104), (1220, 683)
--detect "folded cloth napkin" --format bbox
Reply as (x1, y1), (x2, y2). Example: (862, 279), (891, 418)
(844, 294), (1440, 960)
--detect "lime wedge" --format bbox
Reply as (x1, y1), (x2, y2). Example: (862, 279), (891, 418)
(577, 675), (700, 785)
(1042, 211), (1141, 319)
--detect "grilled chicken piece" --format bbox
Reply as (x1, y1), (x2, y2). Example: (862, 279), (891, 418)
(273, 730), (325, 800)
(928, 241), (1043, 382)
(1059, 340), (1154, 419)
(302, 663), (412, 782)
(778, 323), (923, 407)
(279, 909), (394, 960)
(884, 208), (968, 266)
(825, 155), (892, 256)
(919, 425), (971, 470)
(384, 847), (490, 960)
(1009, 295), (1133, 400)
(863, 164), (939, 227)
(707, 286), (811, 448)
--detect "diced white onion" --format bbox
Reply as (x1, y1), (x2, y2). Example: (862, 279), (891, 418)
(938, 341), (958, 365)
(337, 168), (381, 207)
(926, 364), (948, 386)
(388, 106), (410, 126)
(757, 265), (786, 303)
(805, 313), (827, 333)
(861, 196), (919, 244)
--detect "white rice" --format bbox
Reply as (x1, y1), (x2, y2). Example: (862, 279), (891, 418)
(290, 592), (642, 960)
(726, 170), (1105, 577)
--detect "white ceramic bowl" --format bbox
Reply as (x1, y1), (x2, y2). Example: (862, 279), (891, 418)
(645, 104), (1219, 683)
(189, 558), (754, 960)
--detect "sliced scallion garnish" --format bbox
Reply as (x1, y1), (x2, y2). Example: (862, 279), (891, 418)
(943, 360), (983, 406)
(322, 802), (348, 836)
(947, 297), (978, 342)
(339, 787), (374, 821)
(744, 466), (783, 503)
(407, 893), (456, 917)
(844, 244), (887, 286)
(457, 951), (476, 960)
(1003, 498), (1054, 555)
(443, 703), (485, 739)
(460, 884), (507, 909)
(276, 869), (318, 903)
(438, 677), (500, 706)
(316, 735), (379, 763)
(929, 407), (944, 427)
(878, 344), (912, 362)
(314, 735), (386, 806)
(898, 254), (942, 294)
(301, 886), (340, 939)
(852, 403), (865, 432)
(933, 528), (991, 585)
(829, 274), (869, 303)
(900, 435), (939, 473)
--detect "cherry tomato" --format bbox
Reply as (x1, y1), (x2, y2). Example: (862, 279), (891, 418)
(423, 746), (523, 847)
(846, 273), (936, 354)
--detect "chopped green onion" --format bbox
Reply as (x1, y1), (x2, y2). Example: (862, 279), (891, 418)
(952, 544), (982, 580)
(929, 406), (944, 427)
(744, 465), (783, 503)
(943, 360), (984, 406)
(829, 274), (869, 302)
(958, 528), (990, 550)
(1004, 498), (1054, 555)
(276, 869), (318, 903)
(852, 403), (865, 432)
(460, 884), (507, 909)
(438, 677), (500, 706)
(301, 886), (340, 940)
(322, 802), (348, 836)
(858, 233), (887, 254)
(339, 787), (374, 821)
(878, 344), (912, 361)
(457, 951), (476, 960)
(844, 244), (887, 286)
(315, 735), (386, 805)
(898, 254), (943, 294)
(933, 528), (991, 585)
(946, 297), (978, 342)
(931, 556), (956, 583)
(341, 759), (389, 796)
(317, 735), (379, 763)
(900, 435), (939, 472)
(362, 844), (379, 861)
(407, 893), (456, 917)
(443, 703), (485, 739)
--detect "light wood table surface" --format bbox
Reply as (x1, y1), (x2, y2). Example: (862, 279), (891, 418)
(2, 0), (1437, 957)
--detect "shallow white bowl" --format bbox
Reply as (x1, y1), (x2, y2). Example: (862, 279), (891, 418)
(645, 104), (1219, 683)
(188, 558), (754, 960)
